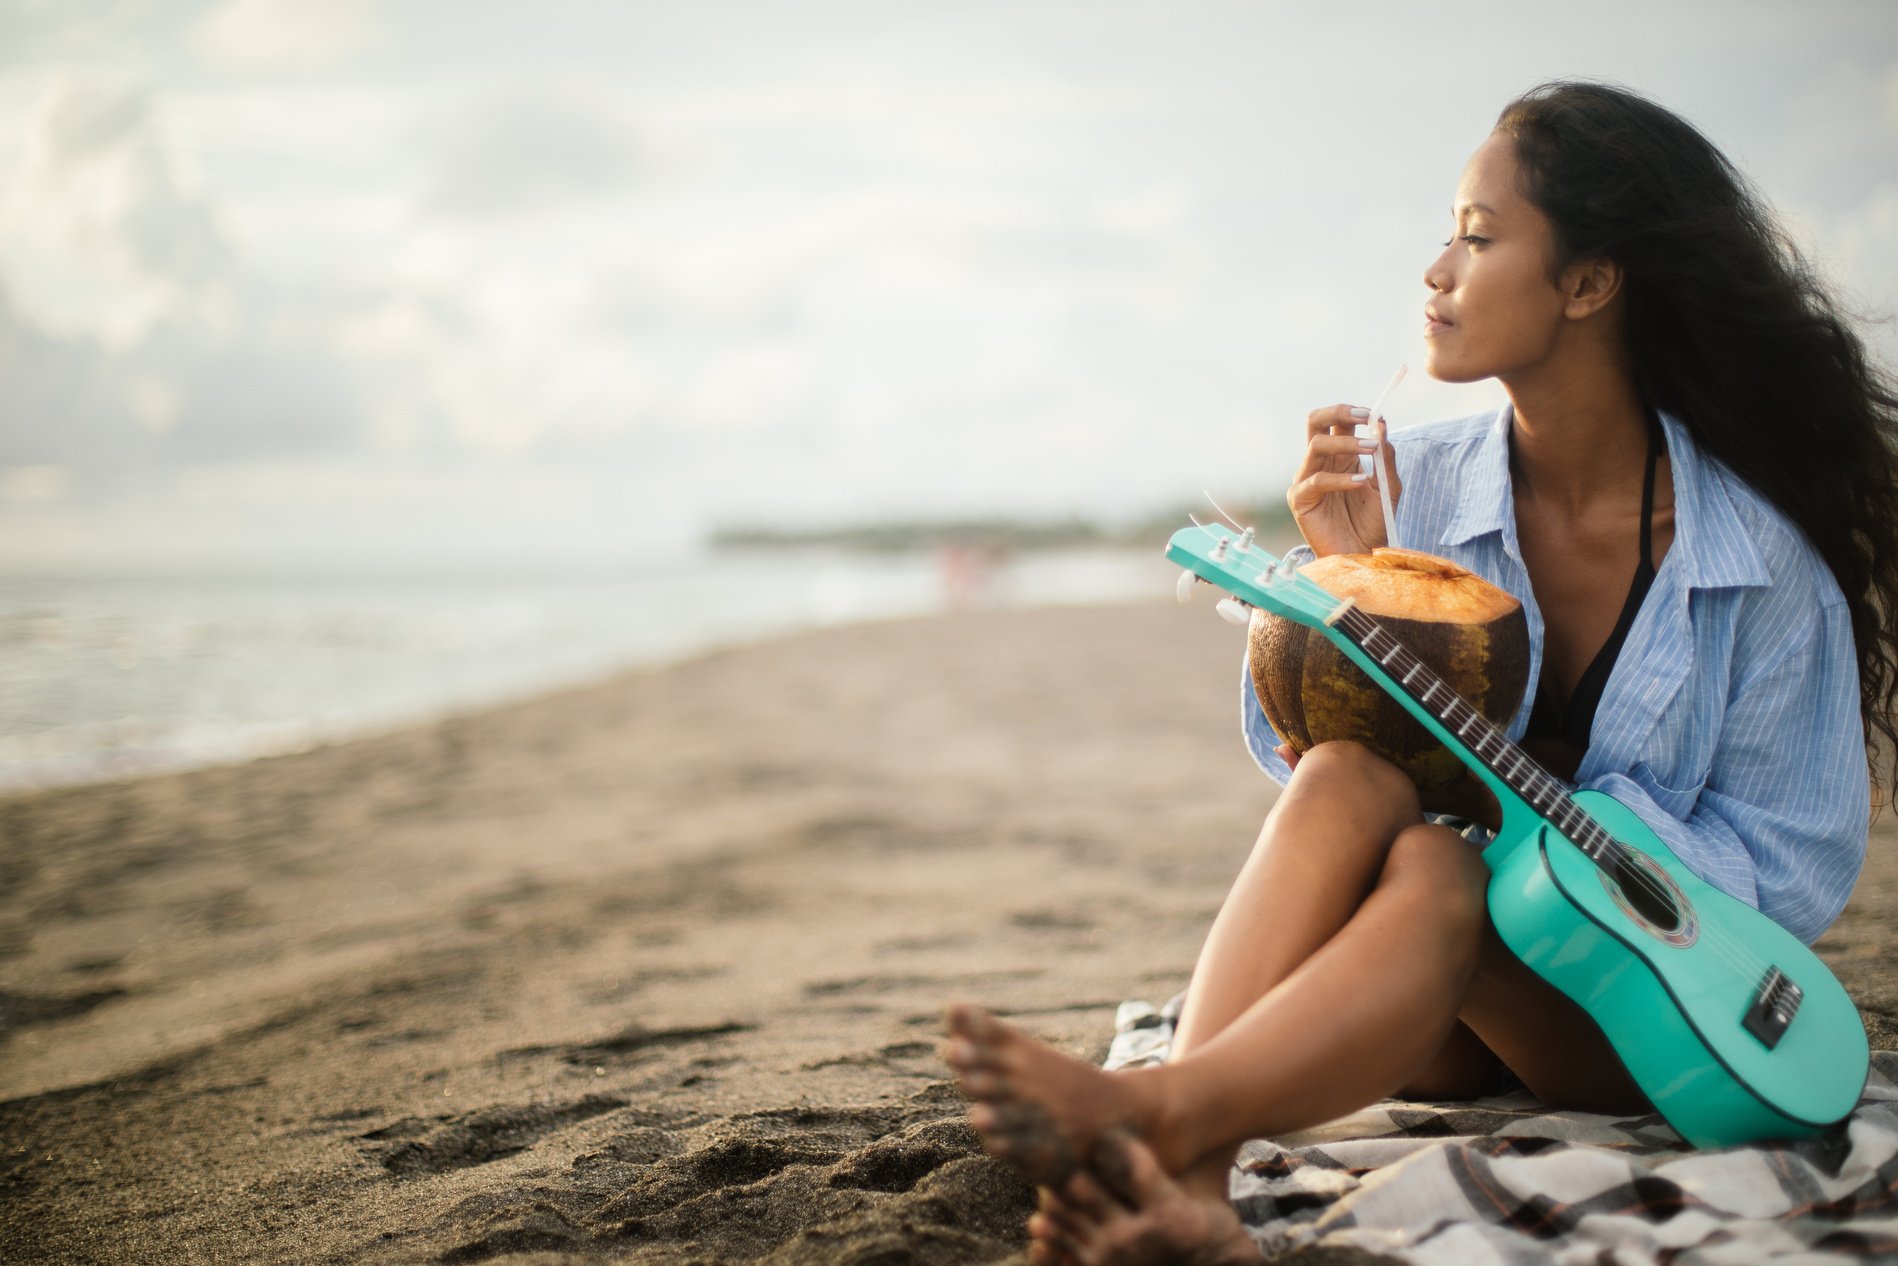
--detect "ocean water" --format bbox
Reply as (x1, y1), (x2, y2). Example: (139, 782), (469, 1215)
(0, 546), (1173, 792)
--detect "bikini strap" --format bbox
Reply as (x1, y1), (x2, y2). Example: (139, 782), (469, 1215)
(1638, 414), (1661, 572)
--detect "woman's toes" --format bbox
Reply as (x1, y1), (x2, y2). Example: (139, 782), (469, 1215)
(944, 1006), (1020, 1082)
(1028, 1209), (1088, 1265)
(944, 1002), (988, 1038)
(1027, 1239), (1082, 1266)
(1088, 1128), (1161, 1207)
(987, 1101), (1081, 1186)
(942, 1035), (991, 1072)
(1058, 1167), (1120, 1220)
(957, 1068), (1010, 1101)
(946, 1002), (1012, 1050)
(1035, 1186), (1089, 1238)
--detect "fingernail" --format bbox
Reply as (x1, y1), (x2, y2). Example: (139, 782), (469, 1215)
(1349, 406), (1370, 418)
(1357, 438), (1376, 450)
(1351, 472), (1372, 482)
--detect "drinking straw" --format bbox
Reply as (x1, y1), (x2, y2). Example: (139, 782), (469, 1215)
(1365, 364), (1406, 549)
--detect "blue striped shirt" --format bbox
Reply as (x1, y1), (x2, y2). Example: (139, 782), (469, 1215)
(1241, 405), (1868, 944)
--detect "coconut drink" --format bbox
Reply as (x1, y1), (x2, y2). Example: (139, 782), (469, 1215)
(1248, 547), (1530, 795)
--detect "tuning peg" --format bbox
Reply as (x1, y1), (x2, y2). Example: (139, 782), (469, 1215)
(1216, 598), (1252, 626)
(1176, 570), (1198, 603)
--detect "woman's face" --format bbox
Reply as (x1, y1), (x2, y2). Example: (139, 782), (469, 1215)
(1421, 132), (1571, 383)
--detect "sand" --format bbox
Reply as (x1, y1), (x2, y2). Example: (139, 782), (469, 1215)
(2, 600), (1894, 1265)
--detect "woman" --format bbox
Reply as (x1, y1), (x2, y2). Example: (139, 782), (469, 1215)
(943, 80), (1898, 1264)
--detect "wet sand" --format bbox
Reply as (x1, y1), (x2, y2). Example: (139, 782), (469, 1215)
(3, 600), (1894, 1264)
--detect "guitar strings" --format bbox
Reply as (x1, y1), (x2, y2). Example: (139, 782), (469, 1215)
(1267, 565), (1778, 986)
(1201, 491), (1249, 534)
(1186, 514), (1227, 542)
(1319, 586), (1774, 983)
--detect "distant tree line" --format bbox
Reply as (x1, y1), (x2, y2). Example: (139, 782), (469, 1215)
(709, 501), (1297, 554)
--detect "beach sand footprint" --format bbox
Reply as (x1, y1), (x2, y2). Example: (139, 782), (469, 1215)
(502, 1020), (757, 1070)
(359, 1094), (628, 1178)
(0, 986), (128, 1043)
(351, 1094), (1035, 1265)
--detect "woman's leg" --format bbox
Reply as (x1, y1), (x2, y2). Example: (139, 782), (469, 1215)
(1018, 913), (1652, 1266)
(1158, 740), (1478, 1194)
(1459, 920), (1650, 1113)
(945, 772), (1493, 1183)
(992, 749), (1647, 1264)
(1169, 741), (1643, 1115)
(1168, 742), (1430, 1061)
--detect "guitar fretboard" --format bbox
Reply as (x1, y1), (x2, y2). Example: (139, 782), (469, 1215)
(1338, 608), (1619, 863)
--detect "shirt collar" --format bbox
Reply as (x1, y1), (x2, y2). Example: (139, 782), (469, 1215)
(1441, 406), (1514, 549)
(1440, 403), (1770, 590)
(1657, 408), (1771, 590)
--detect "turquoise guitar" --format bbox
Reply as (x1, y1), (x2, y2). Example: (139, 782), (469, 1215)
(1166, 525), (1868, 1147)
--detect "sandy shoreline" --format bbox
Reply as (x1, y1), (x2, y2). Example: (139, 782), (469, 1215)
(3, 600), (1894, 1264)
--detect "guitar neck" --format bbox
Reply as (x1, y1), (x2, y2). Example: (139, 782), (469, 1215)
(1159, 527), (1617, 865)
(1333, 607), (1614, 862)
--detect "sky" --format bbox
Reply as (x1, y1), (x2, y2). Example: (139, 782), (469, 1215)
(0, 0), (1893, 572)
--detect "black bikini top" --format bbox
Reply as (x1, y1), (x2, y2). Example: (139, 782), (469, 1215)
(1522, 414), (1664, 782)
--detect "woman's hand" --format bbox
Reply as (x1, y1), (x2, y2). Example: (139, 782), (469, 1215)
(1287, 404), (1402, 557)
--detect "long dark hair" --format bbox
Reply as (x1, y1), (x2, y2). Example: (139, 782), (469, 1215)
(1497, 79), (1898, 807)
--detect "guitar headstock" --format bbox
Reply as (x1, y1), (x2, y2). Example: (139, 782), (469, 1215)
(1163, 525), (1347, 632)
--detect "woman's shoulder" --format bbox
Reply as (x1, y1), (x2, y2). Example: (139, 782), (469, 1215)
(1674, 426), (1846, 611)
(1668, 423), (1854, 696)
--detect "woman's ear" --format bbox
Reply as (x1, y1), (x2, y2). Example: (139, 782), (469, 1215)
(1559, 255), (1624, 320)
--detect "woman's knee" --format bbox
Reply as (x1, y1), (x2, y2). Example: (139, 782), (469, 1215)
(1383, 824), (1490, 958)
(1284, 741), (1422, 823)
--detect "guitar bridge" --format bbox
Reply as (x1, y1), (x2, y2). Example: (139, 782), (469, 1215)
(1743, 967), (1802, 1050)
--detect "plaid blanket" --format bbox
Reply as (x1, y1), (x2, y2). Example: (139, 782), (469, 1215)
(1106, 997), (1898, 1264)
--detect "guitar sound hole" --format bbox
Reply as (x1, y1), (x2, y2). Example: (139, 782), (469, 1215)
(1610, 855), (1681, 932)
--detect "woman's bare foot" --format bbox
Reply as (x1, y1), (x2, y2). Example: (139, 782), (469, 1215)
(1028, 1131), (1259, 1265)
(943, 1004), (1177, 1187)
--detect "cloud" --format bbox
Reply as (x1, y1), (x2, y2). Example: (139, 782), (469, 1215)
(2, 1), (1893, 572)
(0, 78), (370, 468)
(1822, 181), (1898, 331)
(0, 1), (157, 68)
(37, 72), (144, 158)
(419, 85), (649, 221)
(0, 278), (368, 468)
(190, 0), (382, 74)
(0, 464), (69, 503)
(157, 316), (369, 462)
(0, 284), (147, 467)
(6, 75), (234, 344)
